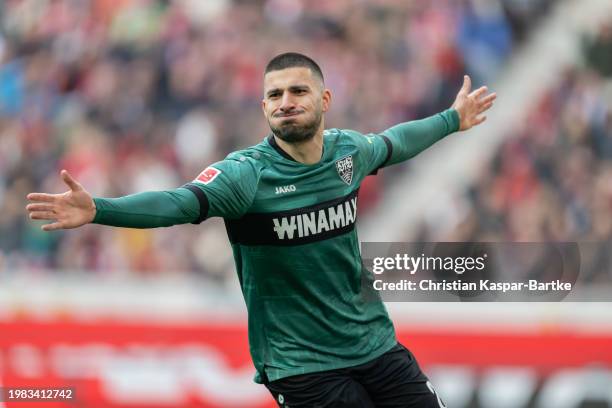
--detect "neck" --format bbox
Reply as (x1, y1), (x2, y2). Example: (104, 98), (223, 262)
(274, 123), (325, 164)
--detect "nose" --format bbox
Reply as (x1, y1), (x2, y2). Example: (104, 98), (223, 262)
(279, 92), (296, 113)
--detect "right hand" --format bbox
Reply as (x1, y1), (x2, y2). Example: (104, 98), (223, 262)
(26, 170), (96, 231)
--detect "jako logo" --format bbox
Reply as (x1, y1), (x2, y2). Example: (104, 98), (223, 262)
(275, 185), (296, 195)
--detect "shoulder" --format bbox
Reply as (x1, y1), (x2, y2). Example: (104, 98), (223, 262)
(214, 138), (266, 167)
(325, 128), (377, 150)
(224, 138), (277, 168)
(202, 140), (275, 184)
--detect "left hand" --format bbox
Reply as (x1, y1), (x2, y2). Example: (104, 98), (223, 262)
(451, 75), (497, 131)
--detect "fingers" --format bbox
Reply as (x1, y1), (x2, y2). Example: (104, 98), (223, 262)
(477, 92), (497, 114)
(26, 203), (55, 212)
(469, 86), (488, 99)
(61, 170), (82, 192)
(29, 211), (57, 221)
(27, 193), (58, 203)
(480, 101), (494, 113)
(42, 222), (65, 232)
(481, 92), (497, 104)
(29, 211), (68, 231)
(473, 115), (487, 126)
(460, 75), (472, 94)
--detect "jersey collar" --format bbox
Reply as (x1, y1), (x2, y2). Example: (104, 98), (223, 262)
(267, 134), (298, 162)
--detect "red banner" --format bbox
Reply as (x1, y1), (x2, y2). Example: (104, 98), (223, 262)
(1, 319), (611, 408)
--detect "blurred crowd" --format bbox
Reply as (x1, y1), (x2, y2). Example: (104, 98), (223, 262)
(0, 0), (555, 279)
(415, 22), (612, 284)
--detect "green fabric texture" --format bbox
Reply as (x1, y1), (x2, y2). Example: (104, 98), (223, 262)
(92, 188), (200, 228)
(383, 108), (460, 165)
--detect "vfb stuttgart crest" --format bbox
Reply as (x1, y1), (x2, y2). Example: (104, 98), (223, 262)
(335, 155), (353, 185)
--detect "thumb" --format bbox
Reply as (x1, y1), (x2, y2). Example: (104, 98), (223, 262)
(61, 170), (82, 192)
(460, 75), (471, 94)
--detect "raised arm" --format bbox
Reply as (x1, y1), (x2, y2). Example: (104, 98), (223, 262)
(26, 170), (202, 231)
(380, 75), (496, 167)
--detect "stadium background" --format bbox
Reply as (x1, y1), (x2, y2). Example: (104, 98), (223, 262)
(1, 0), (611, 407)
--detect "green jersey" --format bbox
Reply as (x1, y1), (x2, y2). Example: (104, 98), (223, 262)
(92, 109), (460, 383)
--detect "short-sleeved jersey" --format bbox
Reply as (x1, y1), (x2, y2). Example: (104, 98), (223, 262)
(185, 129), (397, 383)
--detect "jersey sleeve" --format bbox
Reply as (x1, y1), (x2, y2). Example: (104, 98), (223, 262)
(92, 188), (202, 228)
(380, 108), (460, 167)
(342, 109), (460, 176)
(182, 155), (260, 221)
(340, 129), (392, 177)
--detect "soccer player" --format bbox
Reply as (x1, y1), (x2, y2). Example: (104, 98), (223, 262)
(27, 52), (496, 407)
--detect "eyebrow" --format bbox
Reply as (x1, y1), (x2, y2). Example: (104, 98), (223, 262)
(266, 84), (311, 97)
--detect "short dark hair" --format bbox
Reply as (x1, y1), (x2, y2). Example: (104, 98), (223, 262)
(265, 52), (324, 83)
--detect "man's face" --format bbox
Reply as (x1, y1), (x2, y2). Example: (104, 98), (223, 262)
(262, 67), (331, 143)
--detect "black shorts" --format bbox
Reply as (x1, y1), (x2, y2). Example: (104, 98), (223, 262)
(263, 343), (446, 408)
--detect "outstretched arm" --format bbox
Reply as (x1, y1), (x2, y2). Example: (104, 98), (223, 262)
(379, 75), (497, 167)
(26, 170), (202, 231)
(27, 157), (259, 231)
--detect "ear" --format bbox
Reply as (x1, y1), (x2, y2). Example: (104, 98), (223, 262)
(322, 88), (332, 113)
(261, 98), (267, 116)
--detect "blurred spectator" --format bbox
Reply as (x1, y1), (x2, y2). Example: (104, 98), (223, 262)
(584, 23), (612, 78)
(0, 0), (556, 278)
(457, 0), (513, 84)
(414, 33), (612, 283)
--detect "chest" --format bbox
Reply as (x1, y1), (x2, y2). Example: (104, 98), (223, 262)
(225, 147), (365, 245)
(251, 152), (362, 214)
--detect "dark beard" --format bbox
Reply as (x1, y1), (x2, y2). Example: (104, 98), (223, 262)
(269, 110), (322, 143)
